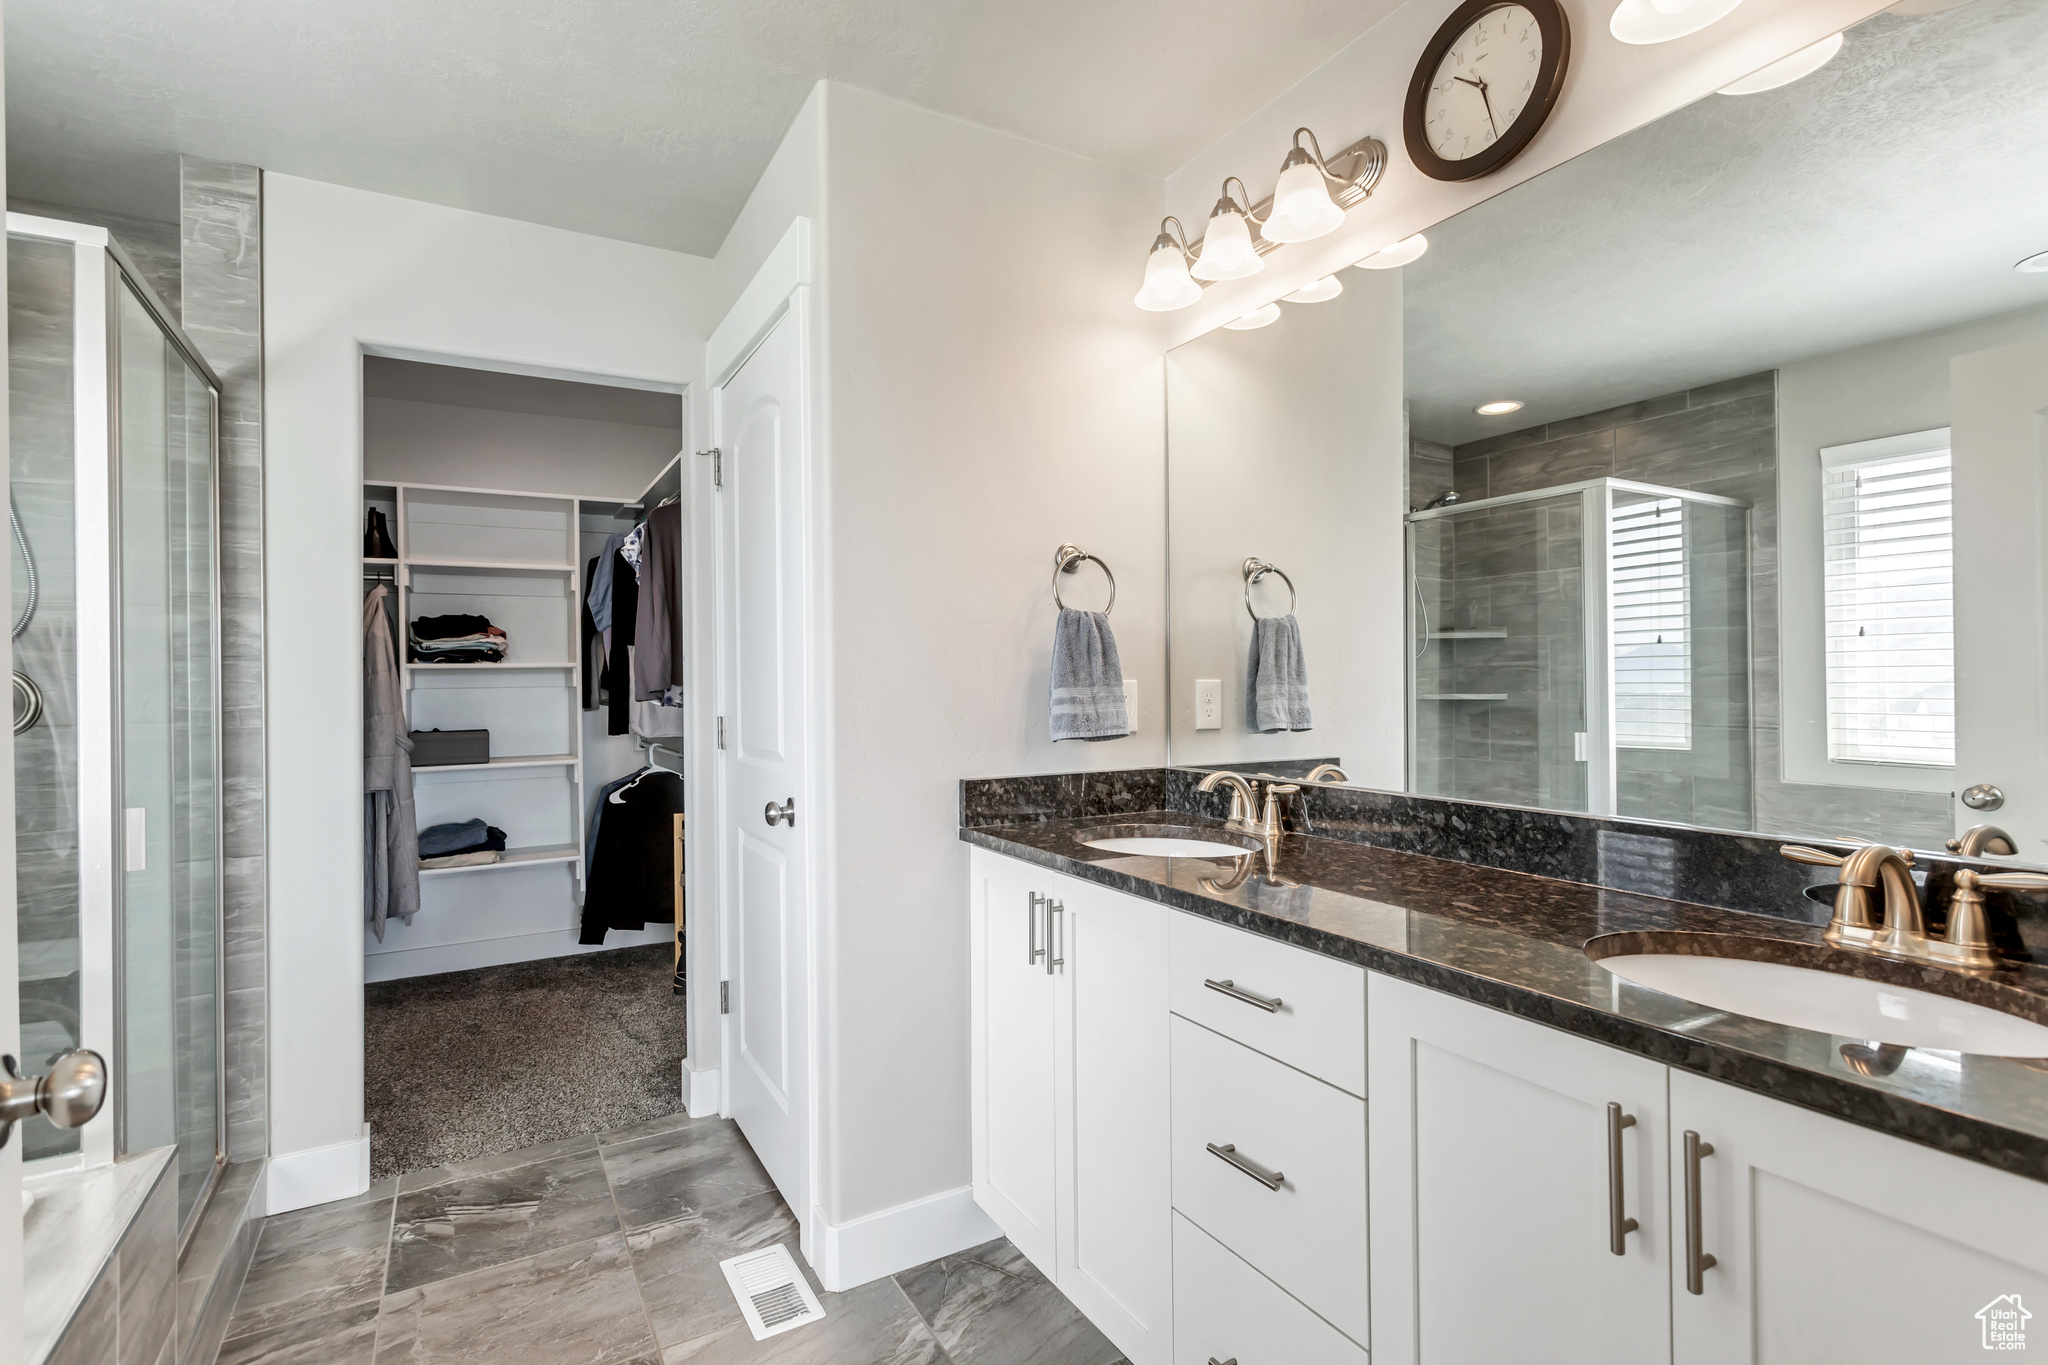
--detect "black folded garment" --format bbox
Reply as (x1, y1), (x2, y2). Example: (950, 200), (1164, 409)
(412, 613), (495, 641)
(416, 819), (509, 857)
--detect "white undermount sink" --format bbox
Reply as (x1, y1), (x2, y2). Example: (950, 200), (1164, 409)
(1076, 823), (1263, 859)
(1588, 932), (2048, 1057)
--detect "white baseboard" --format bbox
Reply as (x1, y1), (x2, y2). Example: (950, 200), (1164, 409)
(266, 1127), (371, 1215)
(363, 925), (670, 981)
(683, 1063), (721, 1117)
(813, 1183), (1000, 1292)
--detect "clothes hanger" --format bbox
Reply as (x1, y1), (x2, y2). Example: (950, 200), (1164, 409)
(608, 764), (673, 803)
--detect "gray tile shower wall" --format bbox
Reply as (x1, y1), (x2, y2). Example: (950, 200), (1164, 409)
(180, 156), (268, 1165)
(9, 198), (184, 315)
(1432, 371), (1953, 846)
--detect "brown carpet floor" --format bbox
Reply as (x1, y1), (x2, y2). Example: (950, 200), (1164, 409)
(364, 944), (685, 1181)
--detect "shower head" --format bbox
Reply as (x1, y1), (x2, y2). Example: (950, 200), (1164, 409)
(1418, 490), (1460, 511)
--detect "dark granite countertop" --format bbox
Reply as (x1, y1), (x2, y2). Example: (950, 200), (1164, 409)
(961, 812), (2048, 1183)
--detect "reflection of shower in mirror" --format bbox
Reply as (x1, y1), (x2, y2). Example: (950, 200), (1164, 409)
(11, 492), (41, 734)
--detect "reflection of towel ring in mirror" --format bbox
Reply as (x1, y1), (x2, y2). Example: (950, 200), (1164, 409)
(1242, 557), (1297, 621)
(13, 671), (42, 735)
(1053, 543), (1116, 615)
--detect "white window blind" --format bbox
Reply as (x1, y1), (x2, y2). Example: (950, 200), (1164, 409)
(1822, 431), (1954, 767)
(1611, 496), (1691, 750)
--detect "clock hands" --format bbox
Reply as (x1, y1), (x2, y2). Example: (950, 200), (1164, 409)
(1453, 74), (1500, 139)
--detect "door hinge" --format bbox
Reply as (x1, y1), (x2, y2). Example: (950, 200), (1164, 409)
(720, 980), (730, 1014)
(716, 716), (726, 749)
(697, 447), (722, 488)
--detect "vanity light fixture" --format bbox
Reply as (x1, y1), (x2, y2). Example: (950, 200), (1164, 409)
(1191, 181), (1265, 282)
(1224, 304), (1283, 330)
(1717, 31), (1844, 94)
(1133, 218), (1204, 312)
(1609, 0), (1741, 45)
(1475, 400), (1525, 415)
(1262, 129), (1381, 244)
(2017, 250), (2048, 273)
(1284, 276), (1345, 303)
(1355, 234), (1429, 270)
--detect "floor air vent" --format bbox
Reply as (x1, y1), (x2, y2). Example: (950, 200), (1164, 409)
(719, 1243), (827, 1340)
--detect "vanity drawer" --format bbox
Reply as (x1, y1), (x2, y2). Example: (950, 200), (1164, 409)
(1174, 1212), (1366, 1365)
(1169, 911), (1366, 1096)
(1171, 1015), (1368, 1347)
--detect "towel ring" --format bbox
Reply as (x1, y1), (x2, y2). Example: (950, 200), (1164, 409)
(1243, 558), (1297, 621)
(1054, 544), (1116, 615)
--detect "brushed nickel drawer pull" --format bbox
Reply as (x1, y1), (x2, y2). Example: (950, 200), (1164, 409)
(1606, 1102), (1639, 1255)
(1027, 892), (1046, 966)
(1203, 978), (1281, 1012)
(1684, 1129), (1718, 1294)
(1206, 1141), (1283, 1190)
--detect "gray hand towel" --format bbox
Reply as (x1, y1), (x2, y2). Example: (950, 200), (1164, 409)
(1247, 614), (1312, 733)
(1050, 608), (1130, 742)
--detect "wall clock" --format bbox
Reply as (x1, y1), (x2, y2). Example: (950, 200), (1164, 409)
(1404, 0), (1571, 182)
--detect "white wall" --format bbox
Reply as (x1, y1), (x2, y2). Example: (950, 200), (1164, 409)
(1777, 301), (2048, 791)
(362, 397), (677, 497)
(1161, 0), (1893, 345)
(1165, 269), (1405, 780)
(817, 84), (1166, 1234)
(262, 173), (717, 1206)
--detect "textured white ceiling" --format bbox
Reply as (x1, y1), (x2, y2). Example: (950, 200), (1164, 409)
(6, 0), (1395, 255)
(1404, 1), (2048, 447)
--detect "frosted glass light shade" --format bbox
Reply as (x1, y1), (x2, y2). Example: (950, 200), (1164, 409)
(1284, 276), (1344, 303)
(1223, 303), (1282, 330)
(2016, 250), (2048, 273)
(1355, 235), (1429, 270)
(1134, 237), (1202, 311)
(1718, 32), (1843, 94)
(1262, 154), (1345, 244)
(1192, 203), (1263, 281)
(1610, 0), (1740, 44)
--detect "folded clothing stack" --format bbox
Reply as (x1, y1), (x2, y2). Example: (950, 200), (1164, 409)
(410, 613), (508, 664)
(418, 818), (508, 869)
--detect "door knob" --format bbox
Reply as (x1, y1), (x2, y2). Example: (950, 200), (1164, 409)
(0, 1049), (108, 1148)
(764, 798), (795, 828)
(1963, 784), (2005, 812)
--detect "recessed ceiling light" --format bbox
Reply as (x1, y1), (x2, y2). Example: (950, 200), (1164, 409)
(1356, 235), (1429, 270)
(2018, 250), (2048, 273)
(1223, 304), (1283, 331)
(1610, 0), (1743, 46)
(1476, 400), (1525, 416)
(1718, 32), (1844, 95)
(1284, 276), (1344, 304)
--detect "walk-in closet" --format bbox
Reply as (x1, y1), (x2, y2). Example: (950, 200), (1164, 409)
(359, 356), (690, 1177)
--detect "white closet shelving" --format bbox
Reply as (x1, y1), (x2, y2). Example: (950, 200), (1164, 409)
(363, 461), (680, 980)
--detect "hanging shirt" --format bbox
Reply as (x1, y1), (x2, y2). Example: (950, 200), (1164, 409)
(580, 769), (684, 944)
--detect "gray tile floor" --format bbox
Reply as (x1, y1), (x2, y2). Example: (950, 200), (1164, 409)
(216, 1112), (1126, 1365)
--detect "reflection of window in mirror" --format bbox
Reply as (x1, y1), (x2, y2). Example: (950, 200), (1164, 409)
(1612, 497), (1690, 752)
(1819, 429), (1954, 769)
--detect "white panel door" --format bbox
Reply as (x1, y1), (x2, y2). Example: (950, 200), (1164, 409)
(968, 850), (1058, 1274)
(1671, 1070), (2048, 1364)
(1055, 877), (1172, 1365)
(715, 300), (811, 1230)
(1952, 335), (2048, 854)
(1369, 972), (1670, 1365)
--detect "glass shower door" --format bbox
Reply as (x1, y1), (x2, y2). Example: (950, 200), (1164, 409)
(115, 281), (223, 1222)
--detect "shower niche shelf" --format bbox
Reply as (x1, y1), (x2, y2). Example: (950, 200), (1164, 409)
(1429, 629), (1508, 639)
(1417, 693), (1510, 701)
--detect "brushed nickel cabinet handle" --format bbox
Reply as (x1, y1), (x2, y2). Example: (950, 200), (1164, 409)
(1027, 892), (1046, 966)
(1607, 1102), (1639, 1256)
(1206, 1141), (1283, 1190)
(1047, 900), (1065, 975)
(1685, 1129), (1718, 1294)
(1203, 977), (1282, 1012)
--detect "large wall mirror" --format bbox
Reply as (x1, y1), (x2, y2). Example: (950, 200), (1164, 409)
(1166, 0), (2048, 862)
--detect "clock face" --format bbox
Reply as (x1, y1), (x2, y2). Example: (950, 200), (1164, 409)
(1423, 4), (1545, 163)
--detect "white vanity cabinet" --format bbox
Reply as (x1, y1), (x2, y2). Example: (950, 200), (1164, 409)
(1671, 1070), (2048, 1363)
(967, 849), (1173, 1365)
(1367, 972), (1671, 1365)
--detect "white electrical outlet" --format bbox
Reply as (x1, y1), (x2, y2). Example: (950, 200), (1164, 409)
(124, 807), (147, 872)
(1195, 679), (1223, 730)
(1574, 731), (1589, 762)
(1123, 678), (1138, 731)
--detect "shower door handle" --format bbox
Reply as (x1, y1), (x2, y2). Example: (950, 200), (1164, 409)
(0, 1049), (108, 1149)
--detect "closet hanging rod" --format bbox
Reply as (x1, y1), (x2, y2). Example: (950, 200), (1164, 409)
(1053, 543), (1116, 615)
(1243, 557), (1296, 621)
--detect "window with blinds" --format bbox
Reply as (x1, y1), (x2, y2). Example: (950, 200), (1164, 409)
(1611, 496), (1691, 750)
(1822, 434), (1954, 767)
